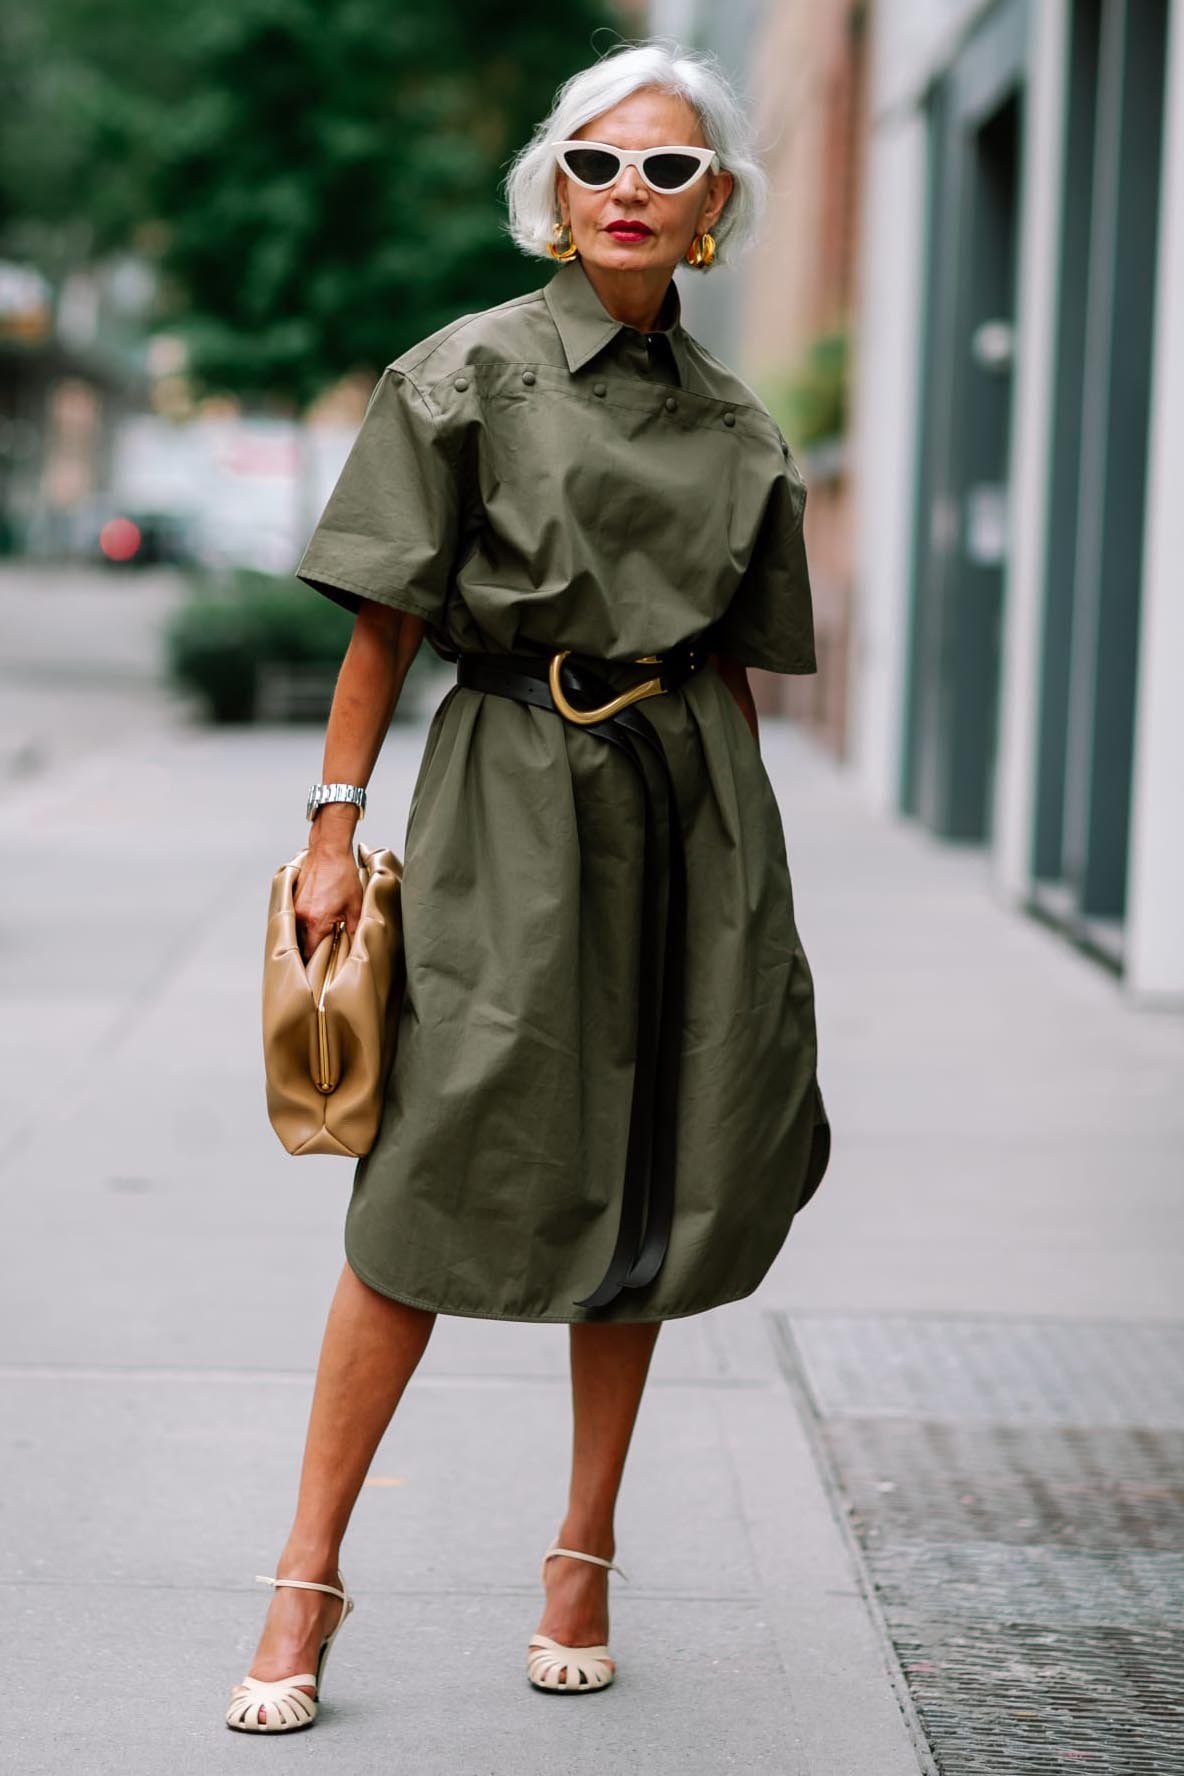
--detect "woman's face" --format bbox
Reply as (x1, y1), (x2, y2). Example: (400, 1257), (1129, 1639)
(554, 89), (734, 279)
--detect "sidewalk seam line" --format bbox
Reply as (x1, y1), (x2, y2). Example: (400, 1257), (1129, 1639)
(765, 1308), (939, 1776)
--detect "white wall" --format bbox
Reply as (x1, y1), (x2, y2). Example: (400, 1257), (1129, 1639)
(848, 0), (980, 810)
(992, 0), (1071, 900)
(849, 0), (1041, 814)
(1126, 0), (1184, 1002)
(872, 0), (1000, 112)
(847, 96), (927, 811)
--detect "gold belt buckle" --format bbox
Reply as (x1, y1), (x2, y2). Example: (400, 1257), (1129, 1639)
(548, 649), (665, 725)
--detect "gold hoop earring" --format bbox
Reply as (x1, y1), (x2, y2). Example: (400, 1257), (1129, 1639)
(685, 230), (716, 269)
(547, 219), (578, 262)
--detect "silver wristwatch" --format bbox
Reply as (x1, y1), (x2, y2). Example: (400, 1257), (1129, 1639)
(306, 782), (366, 822)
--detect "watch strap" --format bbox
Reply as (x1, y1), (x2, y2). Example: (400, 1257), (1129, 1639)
(307, 782), (367, 822)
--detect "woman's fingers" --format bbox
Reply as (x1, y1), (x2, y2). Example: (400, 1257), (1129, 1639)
(297, 917), (333, 961)
(294, 875), (364, 962)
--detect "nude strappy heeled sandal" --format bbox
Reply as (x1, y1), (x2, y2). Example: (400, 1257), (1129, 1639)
(225, 1569), (354, 1733)
(526, 1543), (630, 1693)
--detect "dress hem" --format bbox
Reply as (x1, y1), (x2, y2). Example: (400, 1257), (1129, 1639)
(342, 1243), (769, 1326)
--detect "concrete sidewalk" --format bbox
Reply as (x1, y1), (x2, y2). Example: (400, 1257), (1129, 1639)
(1, 696), (1179, 1773)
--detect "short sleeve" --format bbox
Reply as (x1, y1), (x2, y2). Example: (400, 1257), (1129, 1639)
(294, 366), (460, 624)
(709, 432), (818, 675)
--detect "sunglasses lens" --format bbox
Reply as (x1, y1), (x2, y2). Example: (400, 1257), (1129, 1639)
(642, 152), (703, 190)
(562, 147), (621, 186)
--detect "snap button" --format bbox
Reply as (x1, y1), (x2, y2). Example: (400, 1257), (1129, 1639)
(664, 395), (677, 413)
(593, 382), (607, 397)
(521, 369), (536, 385)
(723, 410), (736, 427)
(453, 376), (468, 391)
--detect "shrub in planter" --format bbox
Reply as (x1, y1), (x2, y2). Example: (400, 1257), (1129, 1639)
(164, 569), (439, 723)
(760, 327), (849, 452)
(164, 591), (264, 723)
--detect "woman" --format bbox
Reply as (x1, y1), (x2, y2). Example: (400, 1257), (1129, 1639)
(226, 38), (831, 1732)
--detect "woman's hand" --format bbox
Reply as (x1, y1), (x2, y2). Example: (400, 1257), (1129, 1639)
(294, 824), (364, 963)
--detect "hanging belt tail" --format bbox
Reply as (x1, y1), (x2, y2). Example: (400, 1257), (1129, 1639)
(454, 642), (706, 1310)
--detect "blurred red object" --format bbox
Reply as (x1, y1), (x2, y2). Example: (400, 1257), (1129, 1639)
(99, 516), (143, 562)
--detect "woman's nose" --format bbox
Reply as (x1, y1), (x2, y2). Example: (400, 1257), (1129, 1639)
(613, 165), (647, 201)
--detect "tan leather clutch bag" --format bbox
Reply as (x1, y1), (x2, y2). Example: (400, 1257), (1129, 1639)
(262, 841), (406, 1157)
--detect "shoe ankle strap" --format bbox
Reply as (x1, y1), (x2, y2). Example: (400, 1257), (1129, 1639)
(544, 1545), (630, 1582)
(255, 1572), (350, 1605)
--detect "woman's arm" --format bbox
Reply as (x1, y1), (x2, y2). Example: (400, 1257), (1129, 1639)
(294, 601), (426, 958)
(710, 652), (759, 747)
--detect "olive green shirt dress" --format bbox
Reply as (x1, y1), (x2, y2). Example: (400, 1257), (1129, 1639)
(294, 252), (832, 1323)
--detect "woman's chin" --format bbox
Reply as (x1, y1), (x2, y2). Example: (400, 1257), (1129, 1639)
(586, 235), (669, 272)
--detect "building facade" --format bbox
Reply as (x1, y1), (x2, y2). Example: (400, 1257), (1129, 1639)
(850, 0), (1182, 1001)
(658, 0), (1183, 1001)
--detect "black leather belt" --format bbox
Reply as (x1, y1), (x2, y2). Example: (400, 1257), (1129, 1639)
(455, 637), (710, 1310)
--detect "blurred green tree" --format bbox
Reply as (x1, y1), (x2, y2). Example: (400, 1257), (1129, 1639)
(1, 1), (623, 403)
(0, 0), (194, 268)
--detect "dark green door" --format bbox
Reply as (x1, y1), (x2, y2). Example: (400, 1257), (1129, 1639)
(1031, 0), (1169, 965)
(903, 0), (1027, 840)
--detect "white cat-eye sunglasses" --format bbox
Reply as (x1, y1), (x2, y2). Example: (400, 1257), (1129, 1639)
(553, 140), (721, 196)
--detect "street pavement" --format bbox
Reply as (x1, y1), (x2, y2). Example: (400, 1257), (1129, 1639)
(1, 567), (1180, 1773)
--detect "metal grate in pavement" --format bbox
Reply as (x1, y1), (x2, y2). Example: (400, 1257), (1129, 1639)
(773, 1312), (1184, 1775)
(825, 1417), (1184, 1552)
(893, 1621), (1184, 1773)
(872, 1542), (1184, 1629)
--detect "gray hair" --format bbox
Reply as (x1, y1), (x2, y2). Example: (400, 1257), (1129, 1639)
(501, 38), (768, 270)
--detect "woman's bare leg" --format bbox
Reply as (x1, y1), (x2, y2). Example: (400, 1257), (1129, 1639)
(532, 1319), (662, 1680)
(240, 1262), (435, 1714)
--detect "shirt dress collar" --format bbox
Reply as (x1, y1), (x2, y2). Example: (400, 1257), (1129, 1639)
(543, 253), (693, 388)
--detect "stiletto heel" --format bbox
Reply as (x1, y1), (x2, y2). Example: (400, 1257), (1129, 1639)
(225, 1569), (355, 1733)
(526, 1542), (629, 1692)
